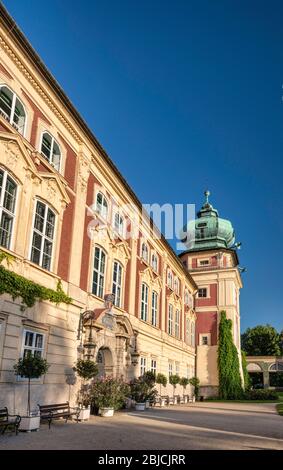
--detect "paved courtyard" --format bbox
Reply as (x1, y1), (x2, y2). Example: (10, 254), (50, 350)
(0, 402), (283, 450)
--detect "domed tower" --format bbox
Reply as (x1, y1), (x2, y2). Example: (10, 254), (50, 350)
(179, 191), (243, 397)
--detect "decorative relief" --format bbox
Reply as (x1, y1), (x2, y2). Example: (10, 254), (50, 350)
(4, 140), (20, 169)
(77, 154), (90, 193)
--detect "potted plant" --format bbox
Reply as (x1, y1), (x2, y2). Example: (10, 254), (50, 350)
(91, 377), (129, 417)
(74, 359), (98, 420)
(189, 377), (200, 401)
(142, 371), (156, 408)
(130, 377), (151, 411)
(169, 374), (180, 404)
(156, 373), (167, 406)
(179, 377), (190, 403)
(14, 355), (49, 431)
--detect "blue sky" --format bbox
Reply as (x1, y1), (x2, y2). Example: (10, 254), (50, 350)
(2, 0), (283, 332)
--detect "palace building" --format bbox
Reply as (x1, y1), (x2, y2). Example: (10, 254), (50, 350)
(0, 4), (243, 413)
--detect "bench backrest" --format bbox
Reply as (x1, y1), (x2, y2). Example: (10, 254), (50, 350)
(38, 402), (70, 413)
(0, 407), (8, 422)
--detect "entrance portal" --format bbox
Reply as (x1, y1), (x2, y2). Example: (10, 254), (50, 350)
(96, 347), (114, 378)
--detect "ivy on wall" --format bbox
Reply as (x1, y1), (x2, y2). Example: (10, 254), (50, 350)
(217, 310), (243, 399)
(0, 250), (72, 309)
(241, 350), (251, 391)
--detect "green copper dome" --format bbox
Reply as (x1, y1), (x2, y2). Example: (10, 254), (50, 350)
(182, 191), (235, 251)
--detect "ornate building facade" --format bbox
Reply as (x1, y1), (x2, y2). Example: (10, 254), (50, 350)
(0, 5), (242, 413)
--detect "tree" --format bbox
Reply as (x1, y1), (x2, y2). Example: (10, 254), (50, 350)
(189, 377), (200, 399)
(14, 355), (49, 415)
(156, 373), (167, 396)
(179, 377), (190, 397)
(169, 374), (180, 396)
(241, 325), (282, 356)
(74, 359), (98, 407)
(218, 310), (243, 399)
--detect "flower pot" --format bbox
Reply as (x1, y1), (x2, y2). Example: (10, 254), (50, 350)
(145, 400), (150, 409)
(192, 396), (196, 402)
(160, 398), (166, 407)
(78, 407), (90, 421)
(135, 402), (146, 411)
(19, 414), (40, 432)
(184, 395), (188, 404)
(173, 396), (178, 405)
(100, 408), (114, 417)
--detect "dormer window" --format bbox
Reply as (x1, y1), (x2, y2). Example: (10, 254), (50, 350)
(141, 243), (149, 263)
(0, 85), (26, 135)
(40, 132), (61, 171)
(96, 192), (108, 220)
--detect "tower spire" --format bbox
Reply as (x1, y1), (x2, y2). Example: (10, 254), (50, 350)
(204, 189), (210, 205)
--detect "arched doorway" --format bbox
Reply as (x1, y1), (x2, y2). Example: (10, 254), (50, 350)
(96, 347), (114, 378)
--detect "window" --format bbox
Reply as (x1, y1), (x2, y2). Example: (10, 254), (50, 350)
(151, 359), (157, 375)
(168, 304), (173, 335)
(198, 288), (207, 298)
(191, 321), (195, 347)
(22, 330), (44, 358)
(0, 85), (26, 135)
(151, 291), (158, 327)
(175, 362), (180, 376)
(40, 132), (61, 171)
(92, 246), (106, 298)
(186, 317), (191, 345)
(168, 362), (173, 376)
(184, 290), (189, 306)
(201, 335), (209, 346)
(140, 357), (146, 376)
(174, 277), (179, 294)
(175, 309), (180, 338)
(30, 200), (55, 271)
(167, 270), (172, 288)
(96, 192), (108, 220)
(114, 212), (124, 237)
(141, 243), (149, 263)
(199, 259), (210, 266)
(151, 253), (158, 272)
(140, 283), (148, 321)
(112, 261), (122, 307)
(0, 169), (17, 249)
(269, 363), (283, 371)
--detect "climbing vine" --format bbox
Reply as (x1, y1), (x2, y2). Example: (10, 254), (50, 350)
(0, 250), (72, 309)
(241, 350), (251, 391)
(217, 310), (243, 399)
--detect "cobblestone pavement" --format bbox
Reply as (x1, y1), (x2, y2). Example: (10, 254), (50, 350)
(0, 402), (283, 450)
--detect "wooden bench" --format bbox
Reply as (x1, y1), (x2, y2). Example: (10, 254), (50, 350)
(38, 402), (80, 429)
(0, 407), (21, 435)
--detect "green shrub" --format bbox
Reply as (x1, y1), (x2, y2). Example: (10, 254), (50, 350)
(91, 377), (130, 410)
(245, 389), (279, 400)
(189, 377), (200, 399)
(156, 373), (167, 395)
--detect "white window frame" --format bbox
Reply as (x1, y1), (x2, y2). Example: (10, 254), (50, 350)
(141, 242), (149, 263)
(197, 258), (210, 267)
(30, 199), (56, 271)
(186, 317), (191, 346)
(92, 246), (106, 298)
(0, 84), (27, 136)
(167, 269), (173, 288)
(140, 356), (147, 376)
(198, 287), (208, 298)
(113, 212), (124, 237)
(112, 260), (123, 308)
(39, 131), (61, 171)
(151, 252), (158, 272)
(0, 168), (17, 250)
(96, 191), (108, 220)
(151, 290), (158, 327)
(175, 309), (180, 338)
(151, 359), (157, 375)
(168, 304), (173, 335)
(174, 277), (179, 294)
(140, 283), (149, 321)
(168, 362), (173, 377)
(175, 362), (180, 376)
(18, 329), (45, 381)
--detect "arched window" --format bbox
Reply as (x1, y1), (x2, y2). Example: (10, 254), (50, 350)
(151, 253), (158, 272)
(96, 192), (108, 220)
(30, 200), (56, 271)
(151, 291), (158, 327)
(40, 132), (61, 171)
(112, 260), (122, 307)
(0, 85), (26, 135)
(140, 283), (149, 321)
(92, 246), (106, 298)
(141, 243), (149, 263)
(0, 168), (17, 249)
(167, 270), (173, 288)
(174, 277), (179, 294)
(114, 212), (124, 237)
(175, 309), (180, 338)
(269, 362), (283, 371)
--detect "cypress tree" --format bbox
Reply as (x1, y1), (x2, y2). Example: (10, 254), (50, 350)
(218, 310), (243, 399)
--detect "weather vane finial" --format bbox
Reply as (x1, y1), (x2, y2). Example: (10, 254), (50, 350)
(204, 190), (210, 204)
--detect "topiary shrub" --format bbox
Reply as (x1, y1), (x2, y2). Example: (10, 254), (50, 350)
(189, 377), (200, 399)
(169, 374), (180, 397)
(74, 359), (99, 407)
(156, 373), (167, 396)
